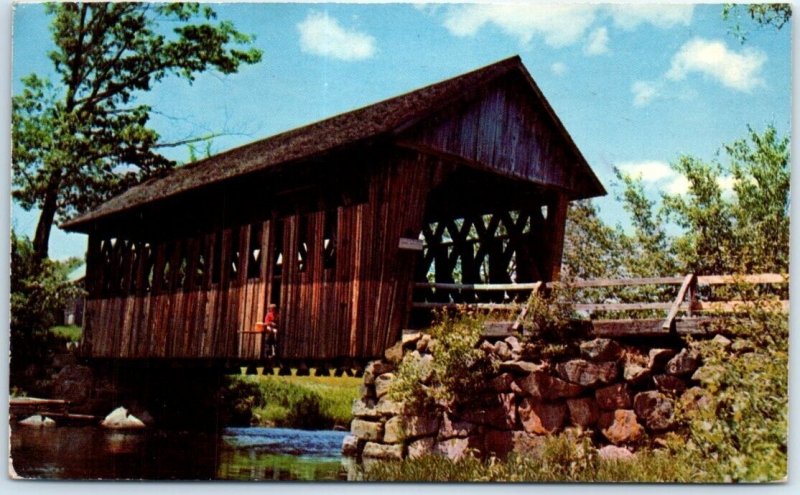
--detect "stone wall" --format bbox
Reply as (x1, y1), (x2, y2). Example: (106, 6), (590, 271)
(342, 331), (733, 466)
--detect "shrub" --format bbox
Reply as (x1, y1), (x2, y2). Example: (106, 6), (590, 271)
(389, 311), (497, 411)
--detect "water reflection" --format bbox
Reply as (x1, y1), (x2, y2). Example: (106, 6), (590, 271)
(10, 425), (348, 481)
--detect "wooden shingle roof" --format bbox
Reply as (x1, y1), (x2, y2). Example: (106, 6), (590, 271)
(63, 56), (604, 232)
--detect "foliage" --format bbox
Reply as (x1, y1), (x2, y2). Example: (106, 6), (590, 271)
(562, 200), (626, 280)
(678, 304), (788, 482)
(521, 283), (579, 342)
(723, 3), (792, 42)
(12, 2), (262, 260)
(389, 311), (497, 411)
(364, 435), (703, 482)
(222, 374), (360, 428)
(49, 325), (82, 342)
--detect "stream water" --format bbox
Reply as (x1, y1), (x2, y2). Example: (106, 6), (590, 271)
(9, 425), (349, 481)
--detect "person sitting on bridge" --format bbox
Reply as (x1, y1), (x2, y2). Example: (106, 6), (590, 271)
(264, 304), (279, 357)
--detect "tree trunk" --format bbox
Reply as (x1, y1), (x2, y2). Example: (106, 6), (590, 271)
(33, 187), (59, 263)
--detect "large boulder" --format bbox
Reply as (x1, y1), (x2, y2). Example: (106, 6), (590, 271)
(364, 361), (394, 385)
(435, 436), (480, 461)
(350, 418), (383, 441)
(514, 371), (583, 400)
(665, 349), (700, 377)
(362, 442), (403, 461)
(556, 360), (618, 387)
(352, 398), (379, 419)
(341, 434), (360, 457)
(518, 398), (567, 435)
(648, 349), (677, 372)
(408, 436), (435, 459)
(580, 338), (622, 362)
(374, 373), (394, 399)
(566, 397), (599, 427)
(652, 374), (687, 394)
(459, 393), (516, 430)
(100, 406), (146, 430)
(599, 409), (643, 445)
(595, 383), (632, 410)
(384, 415), (440, 443)
(633, 391), (676, 432)
(438, 411), (476, 440)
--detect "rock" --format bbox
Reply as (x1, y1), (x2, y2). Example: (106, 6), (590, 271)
(408, 436), (436, 459)
(598, 445), (635, 461)
(101, 407), (146, 430)
(556, 360), (618, 387)
(402, 331), (422, 348)
(415, 334), (432, 353)
(566, 397), (599, 427)
(680, 387), (713, 416)
(653, 374), (687, 394)
(384, 415), (440, 443)
(510, 431), (548, 456)
(18, 414), (56, 427)
(732, 338), (755, 354)
(691, 364), (724, 385)
(438, 412), (476, 439)
(480, 340), (496, 354)
(495, 341), (512, 361)
(599, 410), (643, 445)
(350, 419), (383, 441)
(481, 430), (513, 458)
(341, 434), (360, 457)
(580, 338), (622, 362)
(505, 336), (522, 353)
(710, 334), (732, 351)
(374, 373), (394, 399)
(364, 361), (394, 385)
(359, 384), (376, 400)
(499, 360), (546, 375)
(52, 365), (93, 404)
(648, 349), (677, 372)
(518, 398), (567, 434)
(375, 397), (404, 416)
(514, 371), (583, 400)
(490, 372), (515, 393)
(384, 342), (404, 364)
(665, 349), (700, 376)
(362, 442), (403, 461)
(461, 393), (516, 430)
(595, 383), (632, 410)
(435, 436), (478, 461)
(623, 362), (651, 385)
(633, 391), (676, 432)
(410, 351), (435, 383)
(352, 398), (379, 419)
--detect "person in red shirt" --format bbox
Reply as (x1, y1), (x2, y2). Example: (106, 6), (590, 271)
(264, 304), (278, 357)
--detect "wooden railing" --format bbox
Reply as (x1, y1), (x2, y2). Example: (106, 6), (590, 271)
(411, 273), (788, 337)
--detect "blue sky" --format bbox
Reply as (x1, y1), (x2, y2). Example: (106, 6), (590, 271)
(9, 2), (792, 262)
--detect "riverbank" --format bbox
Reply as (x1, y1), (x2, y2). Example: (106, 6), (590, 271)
(223, 373), (361, 430)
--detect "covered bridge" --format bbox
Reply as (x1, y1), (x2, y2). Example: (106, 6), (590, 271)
(62, 56), (605, 365)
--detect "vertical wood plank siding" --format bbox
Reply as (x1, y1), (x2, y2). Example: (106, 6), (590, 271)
(83, 152), (434, 360)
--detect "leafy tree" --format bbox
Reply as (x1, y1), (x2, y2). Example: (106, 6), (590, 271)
(12, 2), (262, 262)
(723, 3), (792, 42)
(562, 200), (626, 280)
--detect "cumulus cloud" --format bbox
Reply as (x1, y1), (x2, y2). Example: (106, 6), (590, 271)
(607, 4), (694, 30)
(442, 4), (597, 47)
(551, 61), (567, 75)
(631, 80), (659, 107)
(617, 160), (674, 182)
(297, 12), (376, 61)
(584, 27), (609, 55)
(666, 38), (766, 91)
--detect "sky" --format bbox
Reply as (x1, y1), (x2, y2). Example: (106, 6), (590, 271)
(7, 2), (793, 262)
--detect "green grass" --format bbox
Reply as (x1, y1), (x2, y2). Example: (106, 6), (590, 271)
(227, 371), (360, 429)
(49, 325), (82, 342)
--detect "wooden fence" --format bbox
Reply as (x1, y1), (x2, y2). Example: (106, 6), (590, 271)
(411, 273), (788, 337)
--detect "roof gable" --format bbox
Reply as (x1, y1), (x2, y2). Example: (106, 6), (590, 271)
(63, 56), (603, 231)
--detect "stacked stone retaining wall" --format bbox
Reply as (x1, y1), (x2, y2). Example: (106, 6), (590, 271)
(343, 331), (736, 466)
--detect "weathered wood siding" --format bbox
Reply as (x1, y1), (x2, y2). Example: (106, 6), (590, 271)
(402, 74), (585, 195)
(82, 152), (434, 360)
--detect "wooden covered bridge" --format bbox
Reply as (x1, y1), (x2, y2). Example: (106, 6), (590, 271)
(62, 56), (605, 367)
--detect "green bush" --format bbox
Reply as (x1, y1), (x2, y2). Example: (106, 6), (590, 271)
(389, 311), (497, 412)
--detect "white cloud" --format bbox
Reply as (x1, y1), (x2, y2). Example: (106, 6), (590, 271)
(617, 160), (674, 182)
(442, 4), (598, 47)
(666, 38), (766, 91)
(585, 27), (609, 55)
(716, 175), (737, 193)
(551, 61), (567, 76)
(607, 4), (694, 30)
(297, 12), (376, 61)
(631, 80), (659, 107)
(664, 175), (690, 195)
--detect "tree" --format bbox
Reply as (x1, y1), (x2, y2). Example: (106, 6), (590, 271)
(723, 3), (792, 42)
(12, 2), (262, 262)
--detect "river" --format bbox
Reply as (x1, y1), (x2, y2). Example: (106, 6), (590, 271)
(9, 425), (350, 481)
